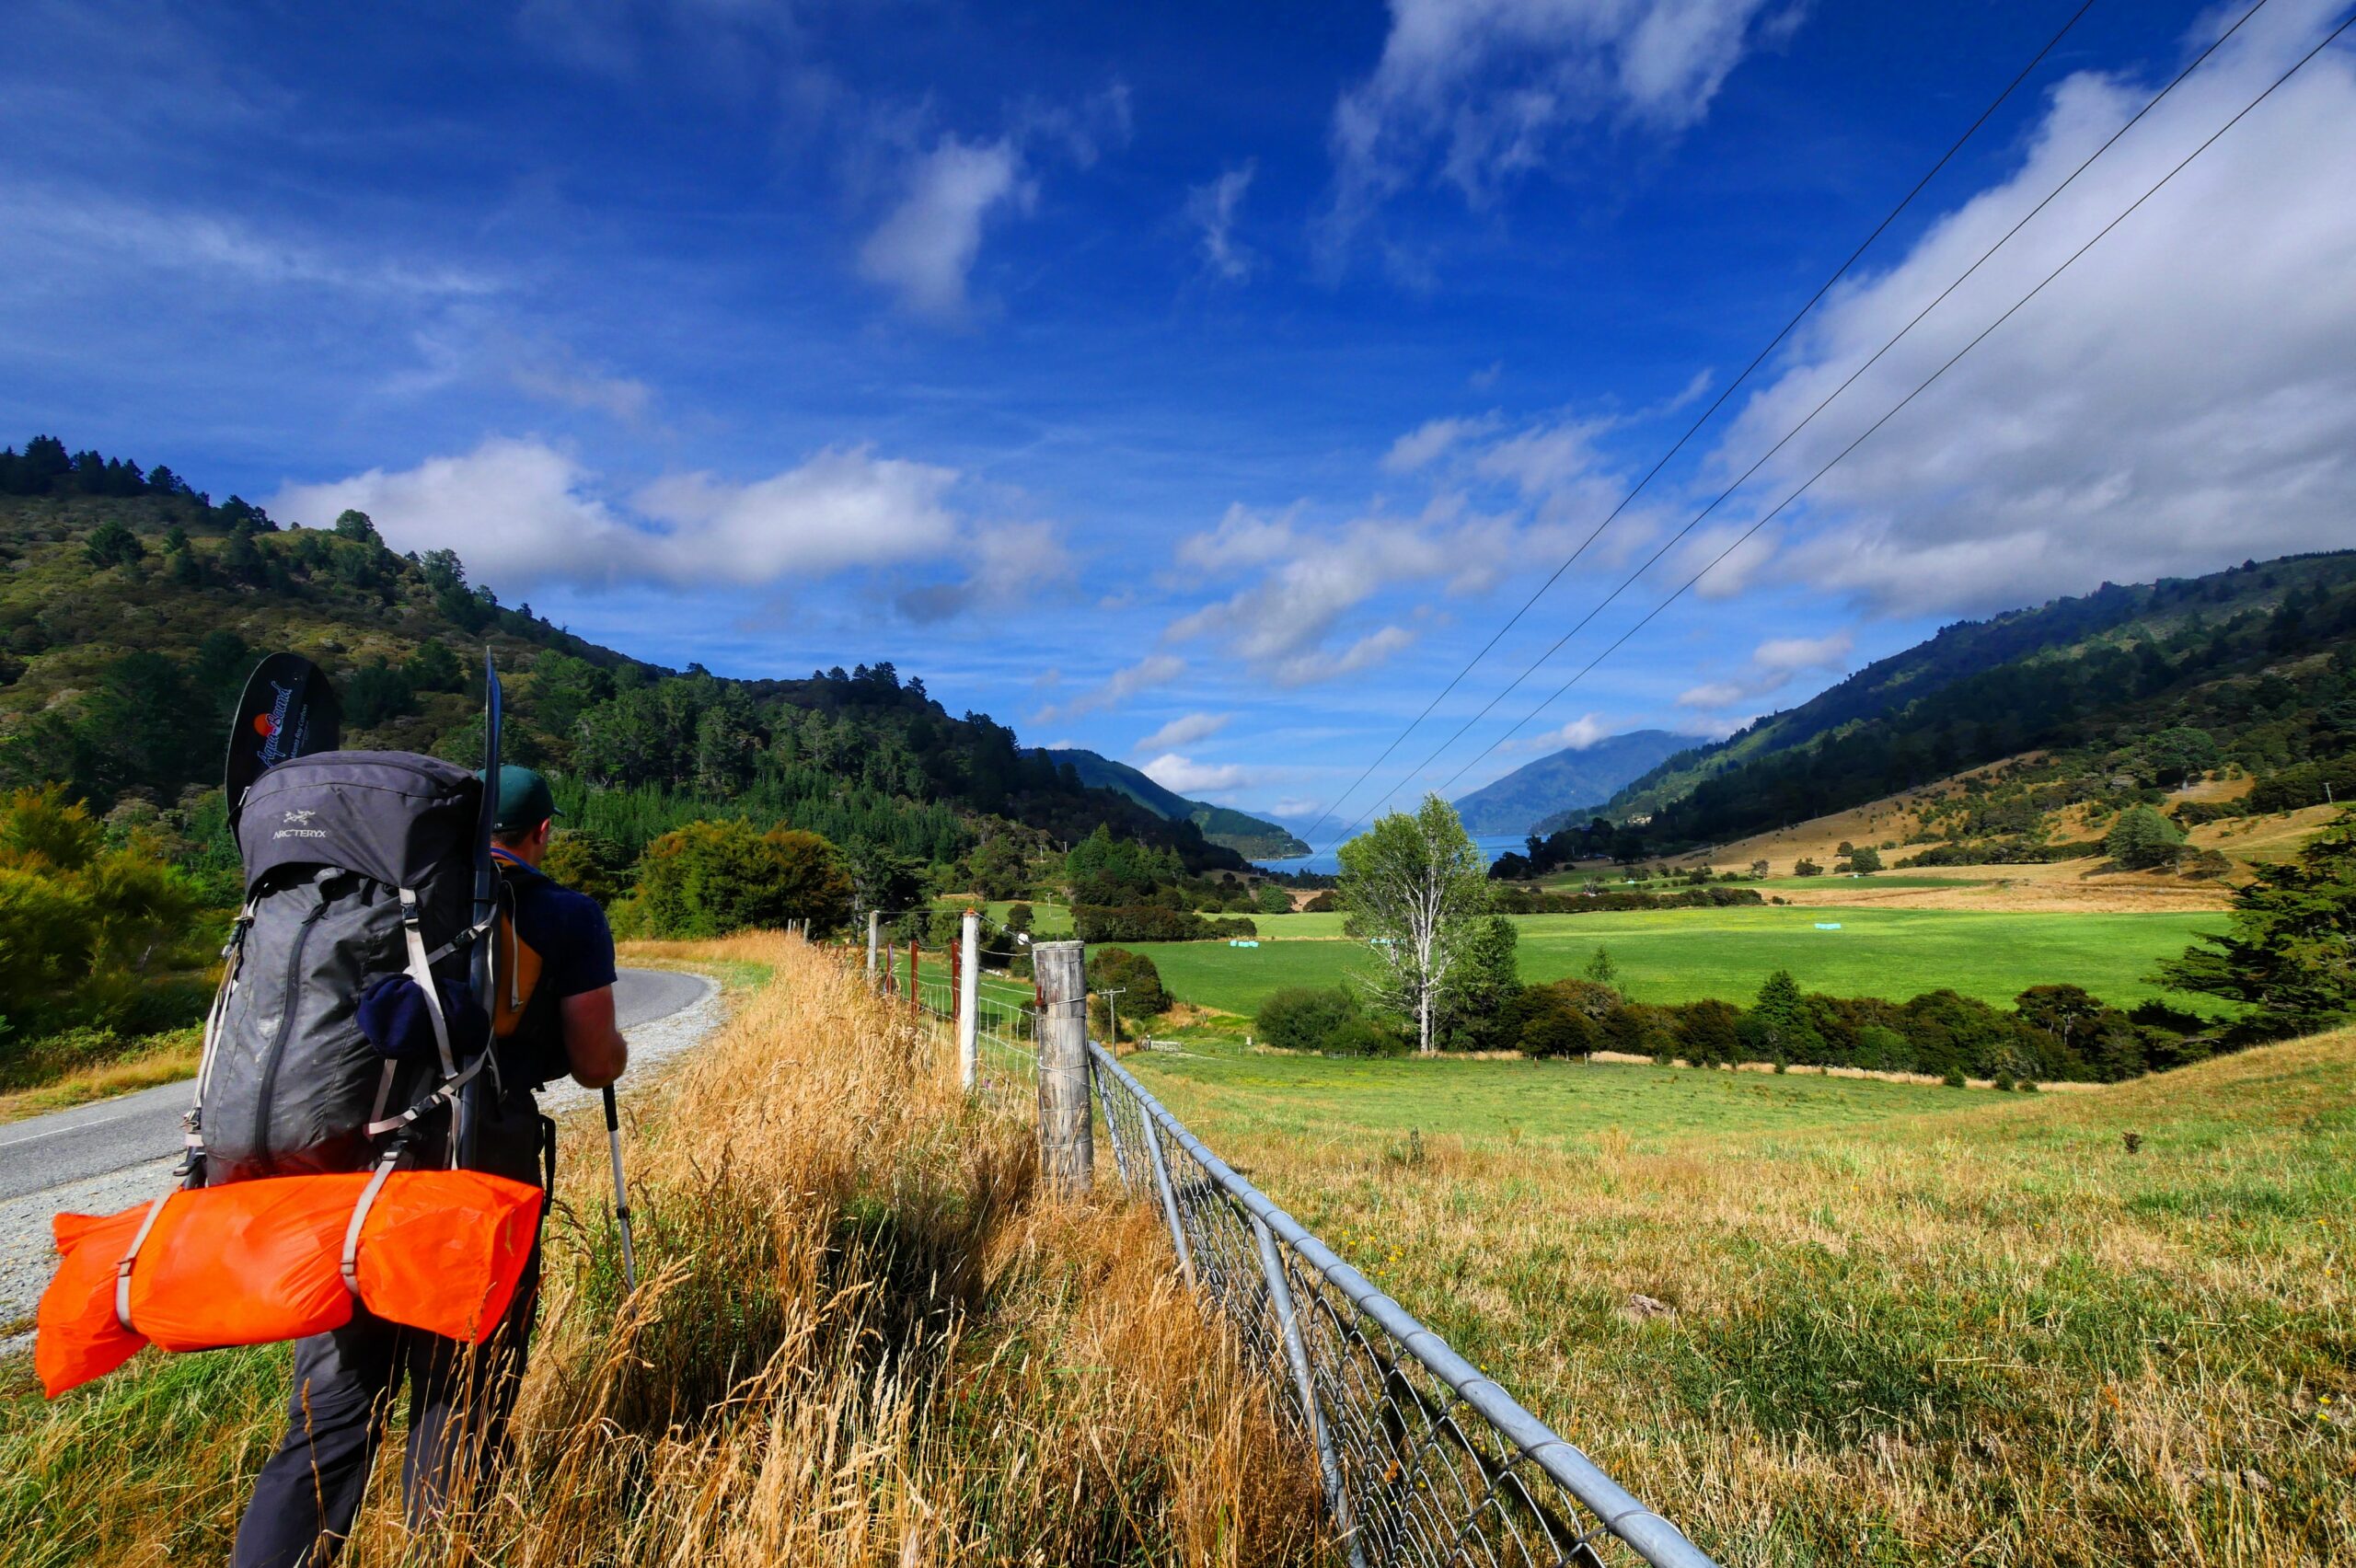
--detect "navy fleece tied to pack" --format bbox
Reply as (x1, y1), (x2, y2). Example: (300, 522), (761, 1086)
(356, 974), (488, 1061)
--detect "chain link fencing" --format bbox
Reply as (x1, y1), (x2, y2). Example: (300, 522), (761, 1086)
(1087, 1043), (1717, 1568)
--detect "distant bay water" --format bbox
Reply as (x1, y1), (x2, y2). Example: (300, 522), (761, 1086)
(1251, 833), (1530, 879)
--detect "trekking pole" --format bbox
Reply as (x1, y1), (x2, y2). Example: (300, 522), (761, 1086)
(602, 1085), (637, 1290)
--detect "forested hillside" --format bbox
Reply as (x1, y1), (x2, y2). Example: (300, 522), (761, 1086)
(1602, 552), (2356, 857)
(0, 433), (1242, 882)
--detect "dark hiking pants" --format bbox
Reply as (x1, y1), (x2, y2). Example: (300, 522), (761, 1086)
(231, 1250), (537, 1568)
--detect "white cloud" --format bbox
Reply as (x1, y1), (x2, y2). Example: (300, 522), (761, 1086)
(1136, 711), (1232, 753)
(1324, 0), (1787, 248)
(1033, 653), (1185, 723)
(1165, 513), (1451, 686)
(1382, 413), (1498, 472)
(1676, 680), (1749, 709)
(858, 134), (1032, 319)
(0, 190), (495, 300)
(1140, 753), (1261, 796)
(270, 437), (1051, 614)
(271, 439), (635, 589)
(1752, 631), (1851, 673)
(1518, 712), (1611, 751)
(1679, 628), (1854, 708)
(1173, 502), (1309, 572)
(631, 446), (963, 581)
(1472, 412), (1614, 494)
(1187, 161), (1258, 280)
(1718, 2), (2356, 616)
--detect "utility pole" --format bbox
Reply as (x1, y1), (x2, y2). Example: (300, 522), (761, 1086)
(958, 907), (979, 1092)
(1034, 940), (1091, 1195)
(1097, 986), (1126, 1047)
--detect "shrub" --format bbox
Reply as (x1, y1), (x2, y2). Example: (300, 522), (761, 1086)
(1846, 845), (1883, 873)
(1253, 882), (1293, 916)
(0, 787), (200, 1034)
(1324, 1018), (1407, 1057)
(2106, 804), (2185, 870)
(1255, 986), (1363, 1053)
(1671, 999), (1740, 1066)
(542, 829), (629, 905)
(1942, 1066), (1968, 1089)
(1004, 902), (1034, 935)
(1507, 983), (1601, 1058)
(1794, 859), (1823, 877)
(1303, 890), (1341, 913)
(636, 820), (852, 939)
(1087, 947), (1168, 1038)
(1852, 1024), (1912, 1072)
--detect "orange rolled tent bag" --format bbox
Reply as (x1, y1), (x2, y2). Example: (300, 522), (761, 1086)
(37, 1169), (541, 1400)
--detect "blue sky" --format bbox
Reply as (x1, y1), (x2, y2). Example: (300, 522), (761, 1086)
(6, 0), (2353, 835)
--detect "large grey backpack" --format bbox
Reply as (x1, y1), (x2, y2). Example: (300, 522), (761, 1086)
(188, 753), (491, 1186)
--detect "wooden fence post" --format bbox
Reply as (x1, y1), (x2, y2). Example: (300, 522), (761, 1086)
(867, 911), (880, 986)
(1034, 940), (1091, 1195)
(958, 907), (980, 1092)
(907, 939), (919, 1017)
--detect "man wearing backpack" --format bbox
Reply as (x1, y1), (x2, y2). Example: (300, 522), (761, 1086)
(233, 767), (627, 1568)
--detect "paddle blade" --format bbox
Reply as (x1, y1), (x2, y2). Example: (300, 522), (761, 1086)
(224, 653), (341, 814)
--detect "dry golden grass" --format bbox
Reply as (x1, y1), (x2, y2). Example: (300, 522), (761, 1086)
(0, 1031), (202, 1124)
(0, 934), (1323, 1566)
(1138, 1029), (2356, 1565)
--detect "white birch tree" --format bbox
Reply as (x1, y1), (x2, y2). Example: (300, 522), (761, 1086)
(1337, 794), (1492, 1055)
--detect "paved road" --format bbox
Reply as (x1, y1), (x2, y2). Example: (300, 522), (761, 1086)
(0, 966), (710, 1205)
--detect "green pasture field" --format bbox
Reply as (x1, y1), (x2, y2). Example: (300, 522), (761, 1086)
(1119, 1029), (2356, 1562)
(1131, 1032), (1976, 1147)
(1127, 906), (2224, 1016)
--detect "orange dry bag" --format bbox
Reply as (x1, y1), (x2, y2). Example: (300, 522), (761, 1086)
(36, 1170), (542, 1399)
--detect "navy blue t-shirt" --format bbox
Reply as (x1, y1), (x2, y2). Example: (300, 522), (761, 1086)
(493, 848), (618, 1000)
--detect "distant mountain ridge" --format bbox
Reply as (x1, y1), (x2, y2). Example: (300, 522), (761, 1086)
(1034, 747), (1311, 859)
(1452, 729), (1686, 835)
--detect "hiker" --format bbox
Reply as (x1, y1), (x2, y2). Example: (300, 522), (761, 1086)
(233, 766), (627, 1568)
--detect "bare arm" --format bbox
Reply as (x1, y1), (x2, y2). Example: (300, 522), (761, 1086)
(560, 986), (629, 1089)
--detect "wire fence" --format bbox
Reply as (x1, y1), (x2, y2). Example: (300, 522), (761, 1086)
(1087, 1044), (1716, 1568)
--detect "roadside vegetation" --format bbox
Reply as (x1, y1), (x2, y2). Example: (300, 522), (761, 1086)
(0, 935), (1323, 1565)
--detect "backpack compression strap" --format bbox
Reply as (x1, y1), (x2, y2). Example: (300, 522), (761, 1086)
(398, 889), (456, 1080)
(180, 898), (260, 1185)
(113, 1193), (173, 1332)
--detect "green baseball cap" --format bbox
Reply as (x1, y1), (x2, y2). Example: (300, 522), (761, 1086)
(480, 765), (560, 833)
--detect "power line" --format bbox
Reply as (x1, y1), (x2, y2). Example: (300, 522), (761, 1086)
(1288, 0), (2106, 851)
(1420, 5), (2354, 805)
(1331, 0), (2287, 843)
